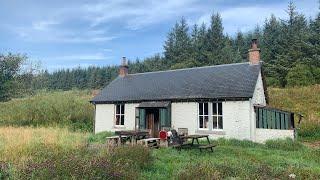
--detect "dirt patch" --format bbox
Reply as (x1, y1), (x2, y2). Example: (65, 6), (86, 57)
(303, 141), (320, 148)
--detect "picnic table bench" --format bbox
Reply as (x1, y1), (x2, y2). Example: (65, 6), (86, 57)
(137, 138), (160, 148)
(173, 134), (215, 152)
(115, 130), (150, 144)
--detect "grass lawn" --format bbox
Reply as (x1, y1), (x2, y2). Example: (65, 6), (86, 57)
(141, 139), (320, 179)
(1, 127), (320, 179)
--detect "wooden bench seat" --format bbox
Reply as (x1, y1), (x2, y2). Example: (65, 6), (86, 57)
(198, 144), (216, 152)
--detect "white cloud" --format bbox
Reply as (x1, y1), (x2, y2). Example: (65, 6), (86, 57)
(32, 20), (59, 31)
(46, 53), (112, 61)
(82, 0), (202, 30)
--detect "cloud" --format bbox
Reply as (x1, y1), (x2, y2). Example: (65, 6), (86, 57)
(46, 53), (112, 61)
(32, 20), (59, 31)
(82, 0), (202, 30)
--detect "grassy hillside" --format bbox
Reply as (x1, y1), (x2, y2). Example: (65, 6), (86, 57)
(0, 90), (94, 131)
(269, 85), (320, 139)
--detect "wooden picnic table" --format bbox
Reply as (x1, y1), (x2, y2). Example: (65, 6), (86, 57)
(183, 134), (211, 146)
(176, 134), (215, 152)
(115, 130), (150, 144)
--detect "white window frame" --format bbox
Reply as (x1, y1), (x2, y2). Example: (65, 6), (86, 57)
(198, 102), (209, 130)
(115, 104), (125, 126)
(212, 102), (223, 130)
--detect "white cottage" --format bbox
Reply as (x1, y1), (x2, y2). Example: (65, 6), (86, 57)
(91, 39), (295, 143)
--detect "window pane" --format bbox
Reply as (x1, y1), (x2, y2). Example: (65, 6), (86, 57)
(213, 116), (217, 129)
(213, 103), (217, 116)
(116, 115), (120, 125)
(204, 116), (209, 128)
(204, 103), (208, 115)
(218, 103), (222, 115)
(199, 116), (203, 128)
(116, 105), (120, 114)
(199, 103), (203, 115)
(121, 104), (125, 114)
(218, 116), (223, 129)
(121, 115), (125, 125)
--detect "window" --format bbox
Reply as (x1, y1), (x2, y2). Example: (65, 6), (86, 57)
(198, 103), (209, 129)
(212, 103), (223, 129)
(115, 104), (125, 126)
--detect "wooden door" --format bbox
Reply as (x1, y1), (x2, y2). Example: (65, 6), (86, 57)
(147, 113), (155, 137)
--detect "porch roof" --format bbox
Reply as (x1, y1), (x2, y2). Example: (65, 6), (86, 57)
(138, 101), (170, 108)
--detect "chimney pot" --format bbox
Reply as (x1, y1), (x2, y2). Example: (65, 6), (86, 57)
(248, 38), (260, 65)
(119, 57), (129, 77)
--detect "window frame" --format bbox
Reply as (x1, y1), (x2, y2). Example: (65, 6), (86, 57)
(212, 102), (223, 130)
(198, 102), (209, 130)
(115, 104), (125, 126)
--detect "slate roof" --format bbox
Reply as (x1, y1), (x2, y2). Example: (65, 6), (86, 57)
(91, 62), (262, 103)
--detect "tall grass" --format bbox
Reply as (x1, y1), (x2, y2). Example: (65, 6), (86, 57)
(0, 127), (152, 179)
(0, 90), (94, 132)
(269, 85), (320, 140)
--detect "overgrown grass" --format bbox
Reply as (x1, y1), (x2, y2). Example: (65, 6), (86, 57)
(269, 85), (320, 140)
(87, 131), (114, 144)
(1, 127), (319, 179)
(142, 138), (320, 179)
(0, 90), (94, 132)
(0, 127), (152, 179)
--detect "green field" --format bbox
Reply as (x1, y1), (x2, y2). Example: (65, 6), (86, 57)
(1, 127), (319, 179)
(0, 86), (319, 179)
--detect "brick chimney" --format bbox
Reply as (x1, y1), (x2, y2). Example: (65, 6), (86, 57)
(248, 39), (261, 65)
(119, 57), (128, 77)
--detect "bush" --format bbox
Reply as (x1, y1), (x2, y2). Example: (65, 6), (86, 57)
(264, 138), (305, 151)
(0, 90), (94, 132)
(298, 123), (320, 140)
(286, 64), (315, 87)
(177, 162), (222, 180)
(109, 145), (153, 170)
(18, 145), (141, 179)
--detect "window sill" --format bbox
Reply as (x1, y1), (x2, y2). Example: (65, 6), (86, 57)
(113, 125), (126, 129)
(196, 129), (226, 135)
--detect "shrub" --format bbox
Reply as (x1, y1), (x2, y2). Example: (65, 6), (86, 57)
(298, 123), (320, 140)
(18, 146), (140, 179)
(177, 162), (222, 180)
(286, 64), (315, 87)
(0, 90), (94, 132)
(264, 138), (305, 151)
(109, 145), (153, 169)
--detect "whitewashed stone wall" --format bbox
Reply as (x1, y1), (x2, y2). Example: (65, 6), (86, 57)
(171, 101), (252, 140)
(171, 102), (198, 135)
(94, 103), (138, 133)
(255, 129), (294, 143)
(252, 72), (266, 106)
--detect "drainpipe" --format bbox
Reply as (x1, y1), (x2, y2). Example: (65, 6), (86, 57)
(294, 113), (304, 140)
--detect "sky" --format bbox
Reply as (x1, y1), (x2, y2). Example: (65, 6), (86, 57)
(0, 0), (319, 71)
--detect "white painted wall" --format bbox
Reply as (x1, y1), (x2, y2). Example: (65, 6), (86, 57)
(171, 102), (198, 135)
(252, 72), (266, 106)
(95, 104), (114, 133)
(171, 101), (252, 140)
(94, 103), (138, 133)
(255, 129), (294, 143)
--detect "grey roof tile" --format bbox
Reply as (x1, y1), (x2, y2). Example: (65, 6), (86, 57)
(91, 62), (261, 103)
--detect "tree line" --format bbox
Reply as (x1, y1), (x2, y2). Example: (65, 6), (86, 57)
(1, 1), (320, 101)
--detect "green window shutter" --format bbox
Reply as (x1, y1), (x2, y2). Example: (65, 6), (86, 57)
(139, 108), (146, 129)
(160, 108), (171, 128)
